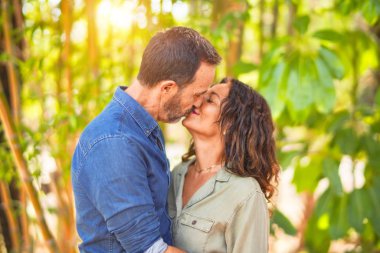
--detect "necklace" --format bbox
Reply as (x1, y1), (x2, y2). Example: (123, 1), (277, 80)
(193, 162), (223, 173)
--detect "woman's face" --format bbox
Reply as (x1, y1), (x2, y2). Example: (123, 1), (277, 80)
(182, 82), (231, 137)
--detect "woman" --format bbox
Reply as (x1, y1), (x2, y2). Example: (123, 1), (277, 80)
(168, 78), (280, 253)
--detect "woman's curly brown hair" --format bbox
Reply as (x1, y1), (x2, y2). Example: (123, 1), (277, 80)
(182, 77), (280, 201)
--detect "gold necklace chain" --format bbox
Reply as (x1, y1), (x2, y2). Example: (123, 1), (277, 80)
(193, 162), (223, 173)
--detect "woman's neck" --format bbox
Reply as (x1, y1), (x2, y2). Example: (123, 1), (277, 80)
(193, 135), (224, 171)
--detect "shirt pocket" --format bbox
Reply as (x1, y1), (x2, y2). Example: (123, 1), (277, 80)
(180, 213), (214, 233)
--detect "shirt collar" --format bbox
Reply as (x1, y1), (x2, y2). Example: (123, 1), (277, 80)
(113, 86), (158, 137)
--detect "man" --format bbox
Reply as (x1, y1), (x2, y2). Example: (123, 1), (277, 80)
(71, 27), (221, 252)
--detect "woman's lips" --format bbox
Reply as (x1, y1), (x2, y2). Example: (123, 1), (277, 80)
(192, 108), (200, 115)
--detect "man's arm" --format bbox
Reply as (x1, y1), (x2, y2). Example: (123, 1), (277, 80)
(80, 137), (167, 252)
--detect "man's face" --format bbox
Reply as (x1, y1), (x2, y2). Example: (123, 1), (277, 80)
(162, 62), (216, 123)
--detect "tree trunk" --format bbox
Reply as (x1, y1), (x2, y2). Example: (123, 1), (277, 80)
(271, 0), (279, 38)
(212, 0), (247, 76)
(287, 0), (297, 36)
(296, 192), (315, 252)
(258, 0), (265, 58)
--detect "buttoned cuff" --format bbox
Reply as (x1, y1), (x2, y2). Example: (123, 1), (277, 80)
(144, 238), (168, 253)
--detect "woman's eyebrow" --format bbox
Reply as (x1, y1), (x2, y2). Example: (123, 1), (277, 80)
(210, 91), (220, 100)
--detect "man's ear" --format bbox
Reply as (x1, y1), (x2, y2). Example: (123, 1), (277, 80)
(159, 80), (178, 94)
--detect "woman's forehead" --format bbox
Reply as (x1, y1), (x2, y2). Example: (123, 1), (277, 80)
(209, 82), (231, 98)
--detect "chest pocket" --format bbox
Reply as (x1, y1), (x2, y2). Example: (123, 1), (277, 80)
(180, 213), (214, 233)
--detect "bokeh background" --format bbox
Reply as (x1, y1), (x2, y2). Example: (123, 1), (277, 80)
(0, 0), (380, 252)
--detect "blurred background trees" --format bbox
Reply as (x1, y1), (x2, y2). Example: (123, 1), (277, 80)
(0, 0), (379, 252)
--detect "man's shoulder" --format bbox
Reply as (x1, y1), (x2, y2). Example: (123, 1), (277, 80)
(76, 106), (141, 158)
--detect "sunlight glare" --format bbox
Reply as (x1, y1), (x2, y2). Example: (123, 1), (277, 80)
(97, 0), (138, 31)
(172, 1), (189, 21)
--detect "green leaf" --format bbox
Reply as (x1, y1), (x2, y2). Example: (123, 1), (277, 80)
(285, 57), (315, 111)
(314, 85), (335, 114)
(368, 178), (380, 236)
(347, 189), (367, 233)
(314, 187), (334, 217)
(362, 135), (380, 169)
(361, 0), (380, 25)
(277, 150), (299, 170)
(293, 156), (321, 192)
(305, 213), (331, 253)
(312, 29), (343, 42)
(322, 158), (343, 196)
(334, 128), (359, 156)
(315, 57), (333, 88)
(232, 61), (257, 76)
(375, 88), (380, 106)
(293, 15), (310, 34)
(318, 47), (345, 79)
(326, 111), (349, 133)
(329, 195), (349, 239)
(271, 209), (297, 236)
(260, 62), (286, 119)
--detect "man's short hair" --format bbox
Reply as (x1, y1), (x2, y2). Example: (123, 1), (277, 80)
(137, 27), (221, 88)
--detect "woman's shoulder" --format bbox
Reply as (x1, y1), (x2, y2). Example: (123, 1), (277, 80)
(223, 169), (264, 196)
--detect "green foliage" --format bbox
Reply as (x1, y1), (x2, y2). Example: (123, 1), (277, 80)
(271, 209), (297, 236)
(1, 0), (380, 252)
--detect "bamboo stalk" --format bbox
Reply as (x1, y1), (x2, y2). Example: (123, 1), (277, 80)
(0, 84), (60, 253)
(0, 223), (6, 253)
(0, 181), (20, 252)
(61, 0), (73, 108)
(64, 181), (76, 253)
(50, 173), (67, 253)
(12, 0), (27, 60)
(2, 0), (21, 125)
(86, 0), (99, 74)
(20, 188), (31, 252)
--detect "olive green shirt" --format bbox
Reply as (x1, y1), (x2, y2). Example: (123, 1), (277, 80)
(168, 159), (269, 253)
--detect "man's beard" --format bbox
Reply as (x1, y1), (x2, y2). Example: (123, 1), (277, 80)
(163, 94), (193, 123)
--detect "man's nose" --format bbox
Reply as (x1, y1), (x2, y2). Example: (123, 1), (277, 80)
(193, 95), (204, 108)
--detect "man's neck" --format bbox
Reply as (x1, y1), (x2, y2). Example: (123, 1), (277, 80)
(126, 80), (161, 121)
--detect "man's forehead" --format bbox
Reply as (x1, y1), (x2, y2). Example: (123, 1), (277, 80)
(194, 81), (214, 93)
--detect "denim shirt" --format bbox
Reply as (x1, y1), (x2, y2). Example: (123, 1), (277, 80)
(71, 86), (172, 253)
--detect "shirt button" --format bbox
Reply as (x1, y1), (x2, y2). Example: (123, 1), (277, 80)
(192, 220), (197, 225)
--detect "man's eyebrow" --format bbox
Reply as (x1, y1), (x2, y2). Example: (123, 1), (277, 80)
(195, 90), (208, 96)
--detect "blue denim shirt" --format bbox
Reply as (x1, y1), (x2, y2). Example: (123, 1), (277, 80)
(71, 86), (172, 252)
